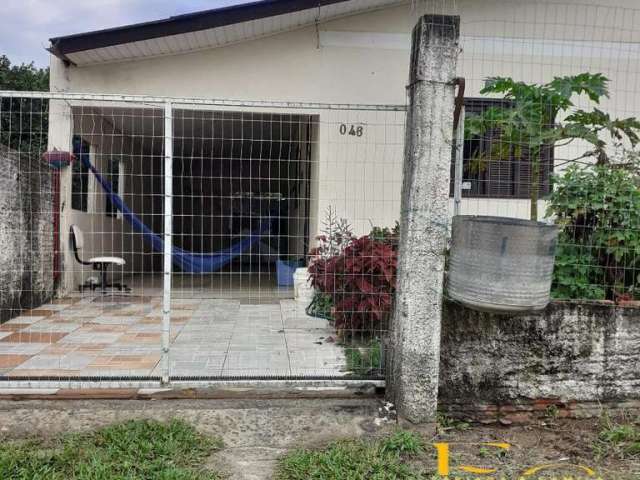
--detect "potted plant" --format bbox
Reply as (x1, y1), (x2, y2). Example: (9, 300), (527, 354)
(448, 73), (640, 312)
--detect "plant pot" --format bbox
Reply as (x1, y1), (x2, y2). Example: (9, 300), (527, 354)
(293, 267), (314, 303)
(447, 215), (558, 313)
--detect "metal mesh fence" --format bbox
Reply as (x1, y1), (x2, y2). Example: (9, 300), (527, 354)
(1, 0), (640, 387)
(447, 0), (640, 303)
(165, 104), (405, 378)
(0, 93), (404, 384)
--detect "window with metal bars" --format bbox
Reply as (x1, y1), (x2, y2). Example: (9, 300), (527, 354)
(450, 98), (553, 199)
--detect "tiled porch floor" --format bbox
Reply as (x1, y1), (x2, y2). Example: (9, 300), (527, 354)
(0, 295), (346, 378)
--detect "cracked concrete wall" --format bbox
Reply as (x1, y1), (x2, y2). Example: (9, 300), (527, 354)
(439, 301), (640, 417)
(0, 146), (54, 322)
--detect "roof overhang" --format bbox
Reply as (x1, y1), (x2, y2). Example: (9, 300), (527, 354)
(49, 0), (406, 66)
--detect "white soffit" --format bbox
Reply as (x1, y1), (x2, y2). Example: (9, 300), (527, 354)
(65, 0), (407, 66)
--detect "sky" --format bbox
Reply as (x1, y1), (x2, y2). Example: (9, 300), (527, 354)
(1, 0), (250, 67)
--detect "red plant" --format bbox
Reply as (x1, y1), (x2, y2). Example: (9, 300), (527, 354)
(308, 235), (397, 333)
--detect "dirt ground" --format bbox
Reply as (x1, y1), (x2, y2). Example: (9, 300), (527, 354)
(0, 397), (637, 479)
(429, 417), (639, 479)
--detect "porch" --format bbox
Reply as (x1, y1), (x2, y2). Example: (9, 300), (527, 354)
(0, 278), (347, 379)
(0, 92), (401, 387)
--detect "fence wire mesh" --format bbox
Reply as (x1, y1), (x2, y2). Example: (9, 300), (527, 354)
(445, 0), (640, 303)
(0, 93), (404, 383)
(1, 0), (640, 388)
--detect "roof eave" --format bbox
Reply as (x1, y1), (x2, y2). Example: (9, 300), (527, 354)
(47, 42), (76, 66)
(48, 0), (350, 56)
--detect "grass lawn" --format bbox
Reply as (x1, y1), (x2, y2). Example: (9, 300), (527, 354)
(277, 430), (425, 480)
(276, 413), (640, 479)
(0, 419), (222, 480)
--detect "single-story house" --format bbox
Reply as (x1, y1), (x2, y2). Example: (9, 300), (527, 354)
(43, 0), (639, 296)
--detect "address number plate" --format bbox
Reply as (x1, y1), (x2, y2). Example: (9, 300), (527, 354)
(339, 124), (364, 137)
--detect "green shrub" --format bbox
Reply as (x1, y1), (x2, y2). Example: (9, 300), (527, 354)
(547, 164), (640, 300)
(344, 338), (382, 376)
(308, 218), (398, 335)
(305, 292), (334, 320)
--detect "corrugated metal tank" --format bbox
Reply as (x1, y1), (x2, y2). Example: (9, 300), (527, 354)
(447, 215), (558, 313)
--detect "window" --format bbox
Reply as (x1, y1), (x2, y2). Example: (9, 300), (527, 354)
(450, 99), (553, 199)
(72, 136), (90, 212)
(105, 157), (123, 218)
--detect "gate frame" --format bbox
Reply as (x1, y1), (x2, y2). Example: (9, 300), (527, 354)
(0, 89), (406, 390)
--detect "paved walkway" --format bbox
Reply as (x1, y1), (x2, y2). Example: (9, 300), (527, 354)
(0, 295), (345, 378)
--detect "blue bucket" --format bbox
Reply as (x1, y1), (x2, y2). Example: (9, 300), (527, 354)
(276, 259), (299, 287)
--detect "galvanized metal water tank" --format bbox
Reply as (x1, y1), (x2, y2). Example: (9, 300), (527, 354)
(448, 215), (558, 313)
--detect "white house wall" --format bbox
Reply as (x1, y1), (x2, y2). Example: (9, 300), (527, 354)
(67, 112), (161, 287)
(49, 0), (640, 275)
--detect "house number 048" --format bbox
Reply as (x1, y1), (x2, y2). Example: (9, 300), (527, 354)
(339, 124), (364, 137)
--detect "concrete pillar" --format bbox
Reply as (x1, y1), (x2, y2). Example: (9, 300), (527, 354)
(47, 57), (73, 296)
(388, 15), (460, 424)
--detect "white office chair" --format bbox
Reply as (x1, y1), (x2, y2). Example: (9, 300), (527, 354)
(70, 225), (128, 293)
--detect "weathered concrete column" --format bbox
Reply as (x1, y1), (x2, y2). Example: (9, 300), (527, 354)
(49, 100), (74, 296)
(48, 57), (74, 296)
(389, 15), (460, 424)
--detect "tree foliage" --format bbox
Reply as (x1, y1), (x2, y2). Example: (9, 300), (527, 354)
(0, 55), (50, 155)
(0, 55), (49, 91)
(465, 73), (640, 220)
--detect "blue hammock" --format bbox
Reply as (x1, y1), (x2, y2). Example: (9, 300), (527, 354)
(82, 156), (271, 273)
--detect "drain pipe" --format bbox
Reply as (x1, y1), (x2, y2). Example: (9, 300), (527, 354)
(453, 77), (465, 217)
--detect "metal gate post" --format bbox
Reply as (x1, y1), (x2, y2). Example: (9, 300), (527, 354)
(388, 14), (460, 424)
(161, 101), (173, 384)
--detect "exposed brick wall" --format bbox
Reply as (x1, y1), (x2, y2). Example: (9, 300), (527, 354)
(0, 146), (54, 322)
(439, 301), (640, 423)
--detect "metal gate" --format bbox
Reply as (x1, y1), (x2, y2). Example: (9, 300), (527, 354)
(0, 91), (405, 388)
